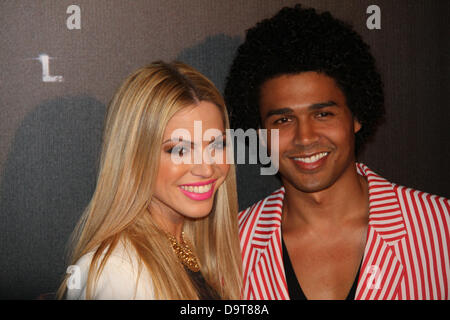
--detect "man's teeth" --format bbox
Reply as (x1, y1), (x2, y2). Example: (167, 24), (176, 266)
(180, 183), (213, 194)
(294, 152), (328, 163)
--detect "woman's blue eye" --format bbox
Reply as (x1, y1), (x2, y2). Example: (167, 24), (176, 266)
(167, 145), (189, 156)
(212, 140), (226, 150)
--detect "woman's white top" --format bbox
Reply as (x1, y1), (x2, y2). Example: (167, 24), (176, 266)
(66, 240), (155, 299)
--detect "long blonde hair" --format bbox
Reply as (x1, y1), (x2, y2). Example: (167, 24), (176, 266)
(57, 61), (242, 299)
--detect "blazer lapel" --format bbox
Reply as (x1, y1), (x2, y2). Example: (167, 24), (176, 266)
(248, 188), (289, 299)
(355, 163), (407, 299)
(245, 164), (408, 300)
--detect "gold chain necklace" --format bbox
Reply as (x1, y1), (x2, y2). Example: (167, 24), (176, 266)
(166, 231), (200, 272)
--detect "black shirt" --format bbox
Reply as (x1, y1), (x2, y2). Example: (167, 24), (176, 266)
(185, 268), (221, 300)
(282, 237), (361, 300)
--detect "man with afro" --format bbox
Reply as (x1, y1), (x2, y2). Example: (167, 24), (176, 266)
(225, 4), (449, 300)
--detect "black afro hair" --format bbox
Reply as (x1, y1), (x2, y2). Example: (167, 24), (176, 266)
(224, 4), (385, 155)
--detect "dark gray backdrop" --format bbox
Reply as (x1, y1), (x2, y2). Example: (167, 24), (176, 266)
(0, 0), (449, 299)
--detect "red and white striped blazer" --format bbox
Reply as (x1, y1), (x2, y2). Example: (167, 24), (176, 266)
(239, 163), (450, 300)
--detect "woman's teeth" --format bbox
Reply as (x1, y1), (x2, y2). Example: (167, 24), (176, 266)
(180, 183), (213, 194)
(294, 152), (328, 163)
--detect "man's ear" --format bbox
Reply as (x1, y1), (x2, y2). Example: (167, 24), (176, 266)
(354, 118), (362, 133)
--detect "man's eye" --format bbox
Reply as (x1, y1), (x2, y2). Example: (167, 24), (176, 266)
(317, 112), (333, 118)
(274, 117), (290, 124)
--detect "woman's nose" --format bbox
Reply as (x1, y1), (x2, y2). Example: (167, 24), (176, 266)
(190, 149), (214, 177)
(191, 162), (214, 178)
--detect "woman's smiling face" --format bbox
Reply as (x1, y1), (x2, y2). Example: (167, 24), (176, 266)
(151, 100), (229, 222)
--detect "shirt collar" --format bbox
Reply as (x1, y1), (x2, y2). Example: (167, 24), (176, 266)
(271, 162), (407, 244)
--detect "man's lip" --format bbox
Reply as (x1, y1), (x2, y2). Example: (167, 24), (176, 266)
(179, 179), (217, 187)
(289, 151), (330, 159)
(290, 151), (330, 169)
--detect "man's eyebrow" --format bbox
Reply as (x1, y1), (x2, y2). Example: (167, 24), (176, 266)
(265, 108), (294, 118)
(309, 101), (338, 109)
(265, 101), (338, 118)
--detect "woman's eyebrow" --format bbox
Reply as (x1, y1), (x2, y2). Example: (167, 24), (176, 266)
(207, 132), (226, 143)
(162, 138), (194, 147)
(162, 131), (226, 145)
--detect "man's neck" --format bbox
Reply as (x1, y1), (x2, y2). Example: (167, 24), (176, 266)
(281, 163), (369, 231)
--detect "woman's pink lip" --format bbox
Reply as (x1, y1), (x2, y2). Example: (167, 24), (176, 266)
(179, 182), (216, 201)
(179, 179), (217, 187)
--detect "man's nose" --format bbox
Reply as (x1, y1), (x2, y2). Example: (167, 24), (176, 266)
(294, 119), (319, 146)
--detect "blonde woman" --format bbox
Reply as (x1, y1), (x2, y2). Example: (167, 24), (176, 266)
(57, 61), (242, 299)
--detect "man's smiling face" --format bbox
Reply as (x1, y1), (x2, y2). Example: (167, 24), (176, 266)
(259, 71), (361, 194)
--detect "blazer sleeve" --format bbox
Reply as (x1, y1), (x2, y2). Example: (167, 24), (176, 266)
(66, 251), (155, 300)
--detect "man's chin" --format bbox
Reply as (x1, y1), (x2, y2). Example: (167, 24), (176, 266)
(281, 172), (335, 194)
